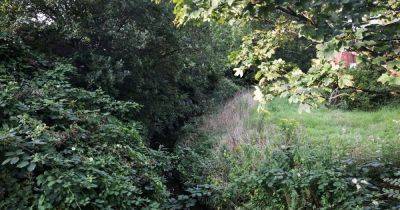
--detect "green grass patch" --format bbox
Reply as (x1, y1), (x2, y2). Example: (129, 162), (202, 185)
(266, 99), (400, 162)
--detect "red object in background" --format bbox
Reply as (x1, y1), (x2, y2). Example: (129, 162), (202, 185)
(332, 51), (357, 68)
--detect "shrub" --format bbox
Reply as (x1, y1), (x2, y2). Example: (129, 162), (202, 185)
(0, 33), (171, 209)
(209, 78), (241, 105)
(240, 140), (400, 209)
(334, 63), (398, 110)
(0, 0), (243, 147)
(165, 184), (216, 209)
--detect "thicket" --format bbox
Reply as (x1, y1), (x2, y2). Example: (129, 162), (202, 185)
(0, 33), (172, 209)
(0, 0), (241, 208)
(0, 0), (242, 147)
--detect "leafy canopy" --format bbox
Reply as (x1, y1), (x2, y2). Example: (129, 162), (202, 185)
(173, 0), (400, 110)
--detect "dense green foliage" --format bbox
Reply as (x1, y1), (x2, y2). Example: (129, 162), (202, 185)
(174, 0), (400, 110)
(0, 33), (172, 209)
(1, 0), (400, 209)
(1, 0), (240, 146)
(176, 93), (400, 208)
(0, 0), (240, 208)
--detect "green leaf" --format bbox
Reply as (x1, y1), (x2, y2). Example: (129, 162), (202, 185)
(15, 149), (24, 155)
(393, 78), (400, 86)
(211, 0), (219, 9)
(1, 158), (11, 165)
(387, 60), (400, 70)
(378, 74), (391, 84)
(47, 180), (56, 187)
(338, 74), (354, 88)
(10, 157), (19, 164)
(5, 152), (14, 156)
(17, 161), (30, 168)
(27, 163), (36, 172)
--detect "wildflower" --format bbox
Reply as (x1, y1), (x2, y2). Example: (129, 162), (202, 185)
(88, 157), (93, 162)
(71, 147), (76, 151)
(372, 200), (379, 206)
(352, 178), (358, 184)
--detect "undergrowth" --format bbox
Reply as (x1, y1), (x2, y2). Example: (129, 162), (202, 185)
(176, 91), (400, 209)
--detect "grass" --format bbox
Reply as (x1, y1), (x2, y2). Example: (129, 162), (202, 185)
(177, 91), (400, 208)
(183, 90), (400, 182)
(184, 91), (400, 168)
(266, 98), (400, 162)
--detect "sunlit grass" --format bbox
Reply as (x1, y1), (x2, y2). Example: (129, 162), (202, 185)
(182, 92), (400, 200)
(198, 92), (400, 164)
(265, 98), (400, 163)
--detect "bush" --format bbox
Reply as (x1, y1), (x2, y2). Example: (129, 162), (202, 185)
(0, 0), (243, 146)
(210, 78), (241, 104)
(334, 63), (399, 110)
(239, 138), (400, 209)
(0, 33), (171, 209)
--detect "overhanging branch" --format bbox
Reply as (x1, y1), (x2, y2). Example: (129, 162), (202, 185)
(276, 6), (316, 26)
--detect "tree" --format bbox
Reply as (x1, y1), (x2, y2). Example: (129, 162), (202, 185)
(1, 0), (240, 146)
(173, 0), (400, 110)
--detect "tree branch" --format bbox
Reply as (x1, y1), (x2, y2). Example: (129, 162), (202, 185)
(276, 6), (316, 26)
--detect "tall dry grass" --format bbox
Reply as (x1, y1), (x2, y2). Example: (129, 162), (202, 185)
(185, 90), (280, 188)
(200, 90), (273, 154)
(177, 90), (282, 187)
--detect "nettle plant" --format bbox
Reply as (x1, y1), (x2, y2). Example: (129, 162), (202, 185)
(173, 0), (400, 111)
